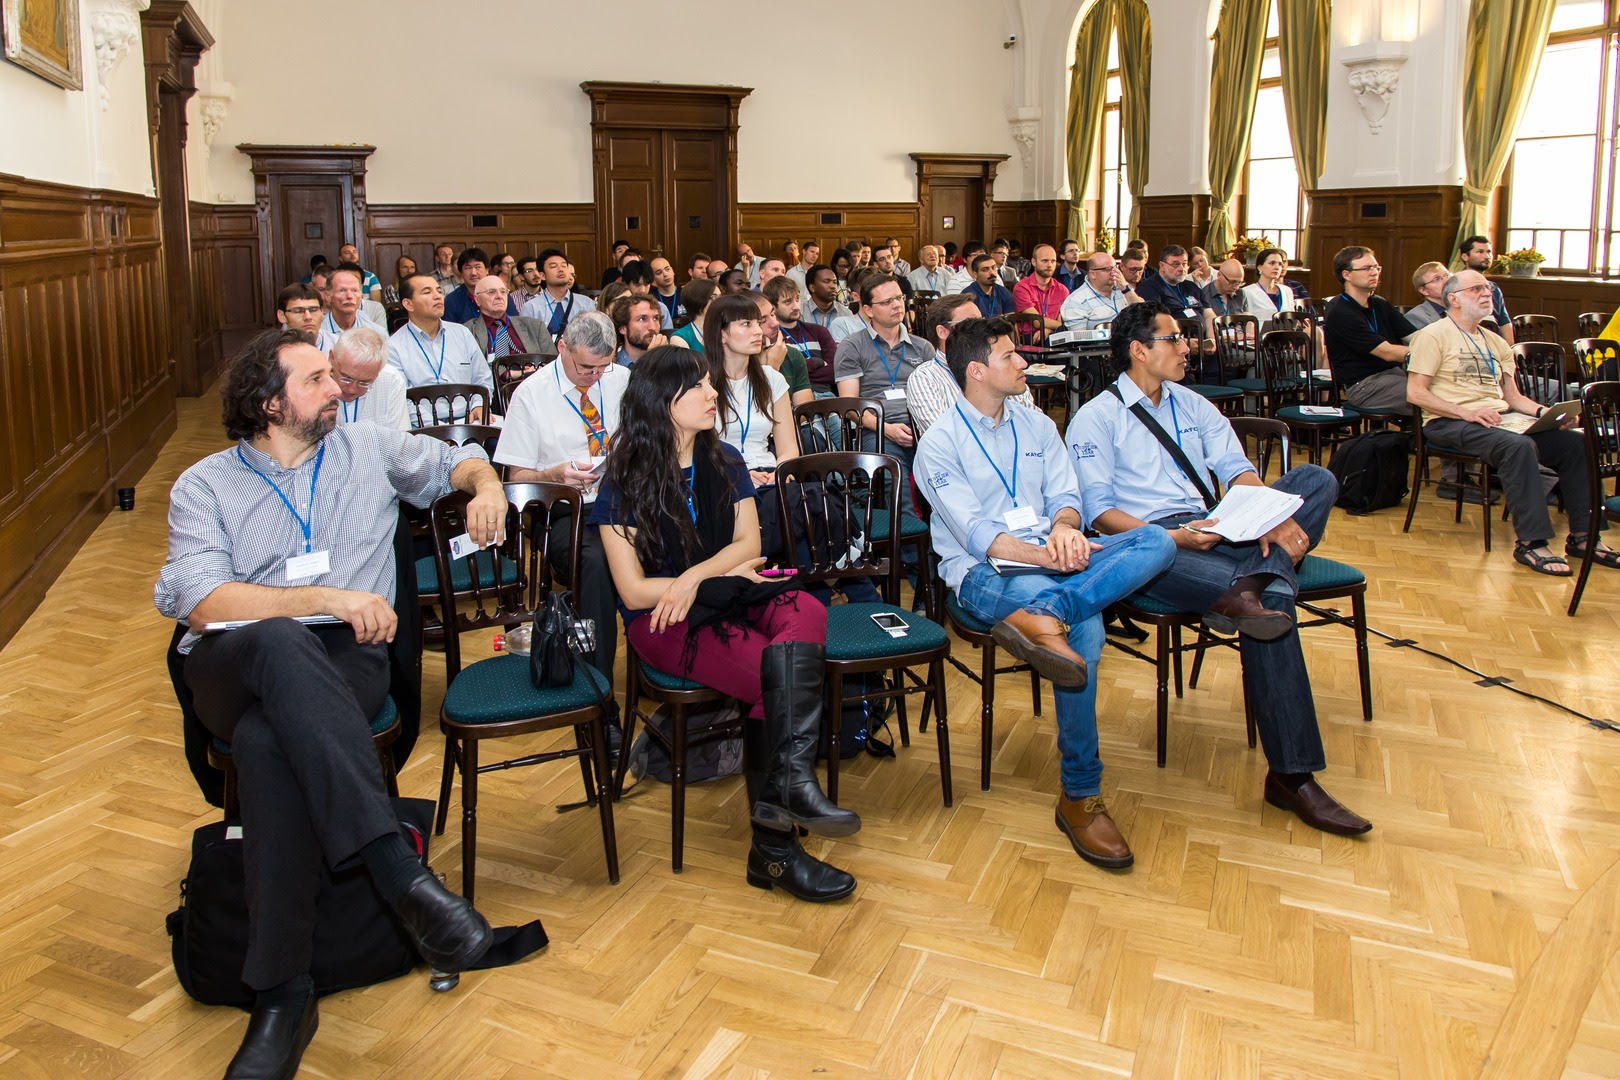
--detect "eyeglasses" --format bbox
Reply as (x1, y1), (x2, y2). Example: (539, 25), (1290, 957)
(575, 361), (615, 375)
(1150, 333), (1185, 345)
(334, 372), (375, 389)
(1458, 284), (1494, 294)
(869, 295), (906, 306)
(1088, 265), (1115, 273)
(1349, 263), (1381, 272)
(284, 305), (321, 316)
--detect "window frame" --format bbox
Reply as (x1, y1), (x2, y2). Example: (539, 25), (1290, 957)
(1096, 36), (1130, 250)
(1234, 22), (1306, 263)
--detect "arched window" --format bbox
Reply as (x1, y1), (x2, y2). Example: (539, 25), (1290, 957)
(1501, 0), (1620, 277)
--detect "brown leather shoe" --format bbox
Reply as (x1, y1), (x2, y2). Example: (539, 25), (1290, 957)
(1055, 794), (1133, 869)
(1203, 582), (1294, 641)
(1264, 772), (1372, 836)
(991, 609), (1088, 688)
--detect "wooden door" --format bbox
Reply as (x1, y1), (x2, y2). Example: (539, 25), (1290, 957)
(603, 130), (660, 257)
(666, 131), (725, 271)
(275, 181), (347, 288)
(927, 180), (981, 246)
(240, 146), (375, 320)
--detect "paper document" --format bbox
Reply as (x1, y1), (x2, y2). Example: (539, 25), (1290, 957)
(989, 557), (1065, 576)
(1194, 486), (1304, 543)
(1298, 405), (1345, 417)
(1024, 364), (1066, 377)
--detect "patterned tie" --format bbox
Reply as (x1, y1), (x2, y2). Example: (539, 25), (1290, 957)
(492, 319), (512, 356)
(547, 298), (566, 337)
(576, 385), (608, 455)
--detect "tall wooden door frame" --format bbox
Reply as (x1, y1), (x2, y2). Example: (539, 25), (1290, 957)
(237, 144), (376, 320)
(912, 153), (1010, 249)
(581, 82), (752, 268)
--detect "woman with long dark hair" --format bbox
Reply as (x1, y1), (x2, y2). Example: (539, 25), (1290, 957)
(703, 293), (796, 487)
(590, 347), (858, 902)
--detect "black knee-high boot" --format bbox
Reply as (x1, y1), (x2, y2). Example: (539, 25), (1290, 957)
(743, 738), (856, 902)
(748, 641), (861, 836)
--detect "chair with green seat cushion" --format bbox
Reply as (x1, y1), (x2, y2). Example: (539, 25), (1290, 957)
(1274, 403), (1363, 465)
(208, 697), (403, 820)
(415, 549), (521, 596)
(775, 451), (954, 806)
(1186, 382), (1245, 416)
(429, 482), (618, 904)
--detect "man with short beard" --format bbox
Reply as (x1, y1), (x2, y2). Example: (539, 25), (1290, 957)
(610, 294), (668, 367)
(804, 265), (854, 334)
(1055, 239), (1085, 292)
(512, 256), (544, 309)
(1457, 236), (1514, 343)
(156, 329), (502, 1079)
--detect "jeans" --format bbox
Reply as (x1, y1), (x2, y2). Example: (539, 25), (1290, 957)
(1139, 464), (1338, 775)
(957, 527), (1177, 798)
(1422, 420), (1597, 544)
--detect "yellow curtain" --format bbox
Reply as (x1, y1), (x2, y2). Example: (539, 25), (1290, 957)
(1065, 0), (1117, 242)
(1453, 0), (1558, 258)
(1276, 0), (1330, 260)
(1116, 0), (1153, 241)
(1204, 0), (1272, 257)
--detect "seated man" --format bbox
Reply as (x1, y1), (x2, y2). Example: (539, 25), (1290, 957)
(495, 311), (626, 694)
(519, 248), (597, 338)
(1322, 245), (1417, 412)
(1012, 243), (1069, 332)
(1059, 251), (1141, 331)
(1406, 270), (1616, 576)
(386, 274), (494, 424)
(156, 329), (498, 1078)
(907, 245), (955, 295)
(442, 247), (516, 325)
(1403, 260), (1450, 330)
(765, 275), (837, 395)
(965, 253), (1016, 317)
(331, 326), (410, 430)
(610, 293), (668, 367)
(805, 264), (854, 332)
(314, 264), (386, 354)
(275, 282), (323, 338)
(337, 243), (382, 299)
(464, 273), (556, 369)
(906, 293), (1033, 438)
(915, 317), (1176, 867)
(1069, 302), (1374, 837)
(835, 272), (933, 483)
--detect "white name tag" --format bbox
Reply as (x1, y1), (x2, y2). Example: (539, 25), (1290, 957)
(884, 387), (907, 401)
(285, 550), (331, 581)
(447, 532), (485, 560)
(1004, 505), (1039, 531)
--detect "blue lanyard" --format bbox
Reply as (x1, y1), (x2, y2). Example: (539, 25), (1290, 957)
(325, 312), (340, 338)
(808, 306), (832, 326)
(953, 404), (1020, 506)
(1448, 318), (1496, 377)
(878, 338), (907, 386)
(1166, 388), (1184, 449)
(1089, 283), (1120, 314)
(556, 363), (608, 444)
(410, 324), (447, 382)
(341, 397), (360, 423)
(237, 443), (325, 553)
(735, 379), (755, 449)
(1345, 293), (1378, 334)
(681, 464), (697, 522)
(781, 326), (809, 351)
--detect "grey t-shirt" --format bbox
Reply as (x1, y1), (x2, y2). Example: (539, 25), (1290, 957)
(834, 327), (936, 421)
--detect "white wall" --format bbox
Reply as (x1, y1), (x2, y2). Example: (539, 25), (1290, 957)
(198, 0), (1027, 207)
(0, 0), (153, 195)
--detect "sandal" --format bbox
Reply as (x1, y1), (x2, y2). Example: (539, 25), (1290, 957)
(1566, 536), (1620, 571)
(1514, 540), (1572, 576)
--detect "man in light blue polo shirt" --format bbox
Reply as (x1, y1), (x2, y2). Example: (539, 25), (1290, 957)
(386, 273), (494, 424)
(1067, 301), (1373, 838)
(915, 316), (1175, 869)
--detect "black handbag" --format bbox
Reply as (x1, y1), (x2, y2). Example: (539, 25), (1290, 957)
(166, 797), (549, 1009)
(529, 591), (578, 689)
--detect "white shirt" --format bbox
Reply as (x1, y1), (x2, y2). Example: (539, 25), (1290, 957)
(1240, 282), (1299, 331)
(946, 266), (974, 294)
(827, 314), (868, 343)
(519, 289), (597, 330)
(386, 320), (494, 423)
(362, 298), (388, 327)
(315, 310), (386, 354)
(905, 358), (1035, 440)
(335, 365), (410, 431)
(1060, 283), (1132, 330)
(907, 266), (955, 294)
(785, 263), (814, 302)
(715, 367), (790, 470)
(493, 362), (630, 504)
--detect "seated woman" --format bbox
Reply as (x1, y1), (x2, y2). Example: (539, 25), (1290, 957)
(829, 248), (855, 308)
(1187, 246), (1214, 290)
(1240, 247), (1302, 332)
(670, 278), (719, 351)
(706, 292), (797, 488)
(592, 346), (860, 903)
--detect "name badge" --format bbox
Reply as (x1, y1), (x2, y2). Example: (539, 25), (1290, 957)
(447, 532), (491, 560)
(285, 550), (331, 581)
(884, 387), (907, 401)
(1004, 505), (1038, 531)
(1184, 307), (1199, 319)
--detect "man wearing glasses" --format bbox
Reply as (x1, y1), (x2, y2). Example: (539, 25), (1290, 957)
(1059, 251), (1141, 331)
(1404, 261), (1451, 330)
(1323, 245), (1419, 412)
(835, 273), (935, 482)
(275, 283), (324, 338)
(1069, 301), (1373, 839)
(331, 327), (410, 430)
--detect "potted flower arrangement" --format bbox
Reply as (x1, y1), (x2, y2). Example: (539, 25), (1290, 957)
(1094, 220), (1116, 254)
(1503, 247), (1546, 278)
(1230, 236), (1268, 267)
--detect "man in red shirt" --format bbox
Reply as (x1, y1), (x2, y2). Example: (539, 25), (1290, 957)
(1013, 244), (1070, 332)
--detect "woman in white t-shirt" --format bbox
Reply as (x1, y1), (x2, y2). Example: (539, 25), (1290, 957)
(704, 293), (796, 487)
(1240, 247), (1301, 331)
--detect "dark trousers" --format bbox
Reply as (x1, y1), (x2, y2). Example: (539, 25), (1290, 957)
(550, 510), (617, 684)
(186, 619), (399, 990)
(1139, 465), (1338, 775)
(1422, 420), (1598, 544)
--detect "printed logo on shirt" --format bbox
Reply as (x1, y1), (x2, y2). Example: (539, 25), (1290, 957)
(928, 469), (951, 489)
(1023, 450), (1045, 459)
(1073, 440), (1098, 460)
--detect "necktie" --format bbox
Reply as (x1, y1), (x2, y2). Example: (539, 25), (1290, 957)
(548, 298), (565, 336)
(492, 320), (511, 356)
(576, 386), (608, 455)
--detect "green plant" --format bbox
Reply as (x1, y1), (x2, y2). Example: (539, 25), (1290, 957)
(1094, 219), (1115, 253)
(1504, 247), (1545, 264)
(1230, 236), (1269, 260)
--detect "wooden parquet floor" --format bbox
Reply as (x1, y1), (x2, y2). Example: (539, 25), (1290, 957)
(2, 392), (1619, 1079)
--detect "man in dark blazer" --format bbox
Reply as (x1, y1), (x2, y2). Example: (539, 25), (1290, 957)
(464, 275), (557, 391)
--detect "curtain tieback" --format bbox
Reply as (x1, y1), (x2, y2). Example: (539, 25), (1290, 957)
(1462, 185), (1493, 208)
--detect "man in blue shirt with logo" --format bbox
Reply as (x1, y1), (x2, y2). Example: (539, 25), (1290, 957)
(1068, 301), (1374, 839)
(915, 316), (1175, 869)
(965, 253), (1016, 318)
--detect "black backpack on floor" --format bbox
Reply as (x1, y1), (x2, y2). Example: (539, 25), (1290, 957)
(1328, 431), (1409, 515)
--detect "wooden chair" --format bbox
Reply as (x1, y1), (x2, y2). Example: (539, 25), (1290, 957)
(907, 289), (941, 330)
(1212, 313), (1260, 387)
(1402, 416), (1496, 551)
(428, 483), (619, 902)
(407, 383), (493, 428)
(1231, 329), (1307, 415)
(1007, 311), (1048, 348)
(1104, 595), (1214, 767)
(1577, 312), (1609, 339)
(490, 352), (548, 413)
(1511, 342), (1569, 406)
(1569, 381), (1620, 616)
(1511, 313), (1559, 344)
(774, 452), (954, 806)
(417, 423), (502, 460)
(1267, 329), (1362, 465)
(1573, 338), (1619, 385)
(1181, 316), (1244, 414)
(209, 698), (402, 820)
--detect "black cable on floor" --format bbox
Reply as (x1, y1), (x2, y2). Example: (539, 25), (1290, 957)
(1297, 600), (1620, 733)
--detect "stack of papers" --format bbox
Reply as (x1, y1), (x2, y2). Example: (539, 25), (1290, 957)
(1193, 486), (1304, 542)
(1024, 364), (1066, 377)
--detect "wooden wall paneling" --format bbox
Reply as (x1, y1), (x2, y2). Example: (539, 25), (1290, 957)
(1307, 186), (1463, 308)
(990, 200), (1067, 251)
(0, 174), (174, 648)
(737, 203), (922, 268)
(365, 203), (598, 289)
(189, 202), (264, 366)
(1135, 195), (1211, 260)
(1494, 275), (1620, 354)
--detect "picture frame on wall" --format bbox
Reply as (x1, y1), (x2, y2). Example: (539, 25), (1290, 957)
(2, 0), (83, 91)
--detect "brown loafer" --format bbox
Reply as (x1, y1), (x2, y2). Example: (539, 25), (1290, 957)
(1055, 794), (1133, 869)
(1203, 582), (1294, 641)
(991, 609), (1088, 688)
(1263, 772), (1372, 836)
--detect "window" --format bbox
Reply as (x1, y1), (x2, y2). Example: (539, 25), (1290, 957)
(1238, 7), (1305, 260)
(1503, 0), (1620, 278)
(1098, 33), (1131, 246)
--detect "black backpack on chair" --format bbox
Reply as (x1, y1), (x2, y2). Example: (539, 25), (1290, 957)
(1328, 431), (1410, 515)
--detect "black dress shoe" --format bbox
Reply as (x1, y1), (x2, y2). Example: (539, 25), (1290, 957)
(393, 873), (494, 972)
(1264, 772), (1372, 836)
(224, 992), (317, 1080)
